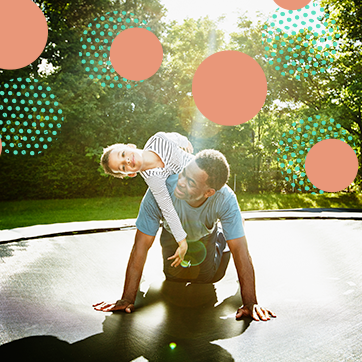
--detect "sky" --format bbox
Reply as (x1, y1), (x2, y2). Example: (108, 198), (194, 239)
(160, 0), (279, 36)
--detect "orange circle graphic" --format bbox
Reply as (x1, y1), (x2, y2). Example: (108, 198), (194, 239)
(192, 51), (267, 126)
(273, 0), (312, 11)
(305, 139), (359, 192)
(110, 28), (163, 81)
(0, 0), (48, 70)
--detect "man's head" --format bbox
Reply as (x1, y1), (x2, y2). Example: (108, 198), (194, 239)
(174, 149), (230, 207)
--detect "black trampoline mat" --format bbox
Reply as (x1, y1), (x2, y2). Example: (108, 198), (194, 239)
(0, 219), (361, 361)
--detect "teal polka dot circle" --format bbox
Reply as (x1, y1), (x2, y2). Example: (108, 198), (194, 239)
(262, 3), (340, 79)
(79, 11), (150, 89)
(0, 78), (63, 156)
(277, 116), (356, 194)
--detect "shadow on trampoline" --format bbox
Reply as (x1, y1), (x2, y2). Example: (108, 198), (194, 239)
(1, 213), (362, 361)
(0, 281), (250, 362)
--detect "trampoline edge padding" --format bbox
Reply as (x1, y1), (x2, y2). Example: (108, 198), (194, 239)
(0, 219), (137, 243)
(242, 208), (362, 221)
(1, 208), (362, 243)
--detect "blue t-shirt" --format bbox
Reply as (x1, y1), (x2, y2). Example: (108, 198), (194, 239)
(136, 174), (244, 242)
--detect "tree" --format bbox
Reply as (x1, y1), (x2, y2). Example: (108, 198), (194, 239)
(224, 15), (291, 192)
(261, 1), (362, 187)
(320, 0), (362, 183)
(0, 0), (168, 200)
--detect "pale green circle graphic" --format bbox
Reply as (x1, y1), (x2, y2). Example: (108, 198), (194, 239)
(262, 3), (340, 78)
(181, 241), (207, 267)
(0, 78), (63, 156)
(277, 116), (357, 194)
(79, 10), (150, 89)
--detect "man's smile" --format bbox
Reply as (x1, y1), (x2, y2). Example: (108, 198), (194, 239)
(174, 185), (185, 197)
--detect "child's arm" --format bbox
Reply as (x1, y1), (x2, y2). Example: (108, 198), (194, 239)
(168, 238), (188, 268)
(146, 175), (188, 267)
(161, 132), (193, 154)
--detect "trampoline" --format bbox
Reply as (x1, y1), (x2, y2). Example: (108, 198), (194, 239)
(0, 209), (361, 361)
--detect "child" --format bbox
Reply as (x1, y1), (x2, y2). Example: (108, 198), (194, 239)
(100, 132), (194, 268)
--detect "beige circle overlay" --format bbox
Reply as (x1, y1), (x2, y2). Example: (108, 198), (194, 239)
(305, 139), (359, 192)
(110, 28), (163, 81)
(192, 51), (267, 126)
(0, 0), (48, 70)
(273, 0), (312, 11)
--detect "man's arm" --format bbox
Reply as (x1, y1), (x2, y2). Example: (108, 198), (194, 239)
(227, 236), (276, 321)
(93, 230), (155, 313)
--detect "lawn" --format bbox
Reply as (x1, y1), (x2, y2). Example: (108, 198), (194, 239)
(0, 192), (361, 230)
(0, 196), (143, 230)
(237, 192), (362, 211)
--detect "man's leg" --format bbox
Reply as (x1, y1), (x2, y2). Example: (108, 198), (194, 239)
(160, 228), (202, 282)
(211, 216), (245, 283)
(160, 225), (231, 283)
(211, 250), (231, 283)
(208, 224), (230, 283)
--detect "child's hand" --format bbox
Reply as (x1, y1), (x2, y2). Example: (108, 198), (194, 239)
(168, 239), (188, 267)
(183, 141), (193, 154)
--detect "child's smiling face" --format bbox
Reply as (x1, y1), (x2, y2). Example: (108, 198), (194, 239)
(108, 144), (143, 177)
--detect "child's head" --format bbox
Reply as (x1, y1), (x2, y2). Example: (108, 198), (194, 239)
(100, 143), (141, 179)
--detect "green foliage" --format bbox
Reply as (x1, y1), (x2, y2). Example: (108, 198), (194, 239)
(277, 111), (358, 193)
(1, 0), (361, 201)
(1, 0), (166, 200)
(237, 190), (362, 211)
(261, 1), (362, 185)
(321, 0), (362, 45)
(225, 17), (291, 193)
(0, 142), (147, 201)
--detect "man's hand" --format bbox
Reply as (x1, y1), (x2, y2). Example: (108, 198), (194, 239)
(167, 239), (188, 267)
(236, 304), (276, 321)
(93, 299), (135, 313)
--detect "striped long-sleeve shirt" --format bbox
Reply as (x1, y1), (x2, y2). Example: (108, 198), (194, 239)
(140, 132), (194, 243)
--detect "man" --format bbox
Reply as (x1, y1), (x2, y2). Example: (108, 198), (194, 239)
(94, 150), (275, 321)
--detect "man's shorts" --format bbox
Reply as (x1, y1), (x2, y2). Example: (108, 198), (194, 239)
(160, 224), (230, 283)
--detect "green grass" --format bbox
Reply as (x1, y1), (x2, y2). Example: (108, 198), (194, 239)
(0, 196), (143, 230)
(237, 192), (362, 211)
(0, 192), (361, 230)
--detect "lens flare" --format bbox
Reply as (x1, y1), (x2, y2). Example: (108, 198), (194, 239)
(183, 241), (207, 267)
